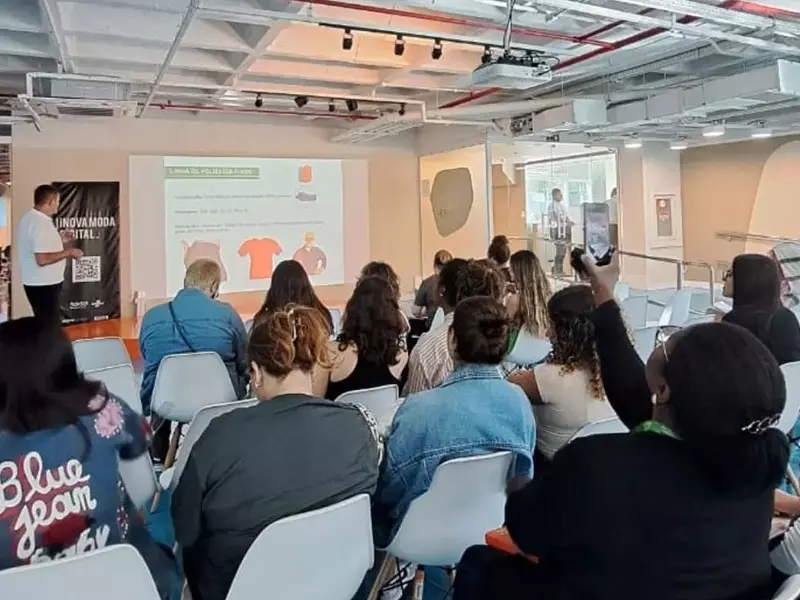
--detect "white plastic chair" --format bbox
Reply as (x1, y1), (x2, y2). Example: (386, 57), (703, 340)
(772, 521), (800, 576)
(336, 384), (401, 434)
(683, 314), (714, 327)
(778, 362), (800, 436)
(329, 307), (343, 335)
(85, 363), (142, 414)
(244, 319), (254, 333)
(568, 416), (628, 443)
(615, 281), (631, 301)
(226, 494), (373, 600)
(774, 575), (800, 600)
(632, 326), (660, 363)
(621, 296), (648, 329)
(72, 337), (131, 372)
(0, 544), (161, 599)
(506, 330), (551, 365)
(160, 398), (259, 491)
(119, 454), (159, 509)
(659, 289), (693, 327)
(430, 307), (445, 329)
(150, 352), (238, 424)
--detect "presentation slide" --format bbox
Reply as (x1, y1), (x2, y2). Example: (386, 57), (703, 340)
(129, 156), (369, 300)
(163, 157), (344, 295)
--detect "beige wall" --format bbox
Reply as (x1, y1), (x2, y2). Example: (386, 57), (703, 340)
(490, 164), (528, 253)
(11, 117), (421, 317)
(681, 135), (800, 273)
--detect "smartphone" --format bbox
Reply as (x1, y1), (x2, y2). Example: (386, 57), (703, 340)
(583, 202), (612, 261)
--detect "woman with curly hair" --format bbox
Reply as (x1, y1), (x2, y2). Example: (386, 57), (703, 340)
(317, 275), (409, 399)
(509, 284), (611, 461)
(507, 249), (551, 342)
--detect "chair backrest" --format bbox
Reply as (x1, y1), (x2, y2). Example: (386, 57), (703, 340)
(615, 281), (631, 301)
(621, 296), (648, 329)
(244, 318), (254, 333)
(72, 337), (131, 372)
(682, 314), (714, 327)
(168, 398), (259, 491)
(659, 289), (694, 327)
(773, 575), (800, 600)
(772, 521), (800, 576)
(85, 363), (142, 414)
(506, 329), (551, 366)
(0, 544), (161, 599)
(335, 384), (401, 434)
(569, 416), (628, 443)
(430, 307), (445, 329)
(118, 454), (158, 509)
(226, 494), (373, 600)
(632, 326), (659, 363)
(778, 361), (800, 435)
(329, 307), (343, 335)
(386, 452), (513, 566)
(151, 352), (238, 423)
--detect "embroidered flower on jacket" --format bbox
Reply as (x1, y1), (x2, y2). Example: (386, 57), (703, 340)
(94, 398), (124, 438)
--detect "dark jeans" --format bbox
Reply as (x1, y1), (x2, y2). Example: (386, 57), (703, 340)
(24, 282), (62, 323)
(552, 243), (568, 275)
(453, 545), (541, 600)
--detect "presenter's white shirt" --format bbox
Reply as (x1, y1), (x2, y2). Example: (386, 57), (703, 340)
(17, 208), (65, 286)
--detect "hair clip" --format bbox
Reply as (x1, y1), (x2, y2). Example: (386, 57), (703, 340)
(741, 414), (781, 435)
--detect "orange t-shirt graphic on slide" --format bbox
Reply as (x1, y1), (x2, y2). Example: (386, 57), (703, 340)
(238, 238), (282, 279)
(299, 165), (313, 184)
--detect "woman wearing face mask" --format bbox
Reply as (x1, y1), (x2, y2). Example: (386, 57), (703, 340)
(721, 253), (800, 365)
(453, 252), (789, 600)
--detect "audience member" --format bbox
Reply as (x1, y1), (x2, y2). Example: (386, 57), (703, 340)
(413, 249), (452, 327)
(0, 318), (179, 599)
(453, 252), (789, 600)
(488, 235), (513, 282)
(360, 261), (401, 299)
(722, 253), (800, 364)
(317, 276), (408, 399)
(404, 259), (504, 395)
(139, 259), (248, 459)
(252, 259), (333, 333)
(378, 296), (535, 531)
(172, 305), (382, 600)
(506, 249), (551, 342)
(509, 285), (609, 463)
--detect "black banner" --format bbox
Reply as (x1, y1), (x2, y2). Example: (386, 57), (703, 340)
(54, 182), (120, 324)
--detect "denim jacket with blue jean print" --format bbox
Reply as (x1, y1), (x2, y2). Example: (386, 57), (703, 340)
(378, 363), (536, 522)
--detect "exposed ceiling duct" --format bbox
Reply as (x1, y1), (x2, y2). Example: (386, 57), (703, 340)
(511, 99), (608, 137)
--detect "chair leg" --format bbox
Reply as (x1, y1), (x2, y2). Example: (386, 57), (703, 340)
(366, 554), (395, 600)
(150, 424), (183, 513)
(411, 568), (425, 600)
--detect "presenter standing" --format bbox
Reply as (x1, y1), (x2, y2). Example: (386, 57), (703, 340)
(17, 184), (82, 323)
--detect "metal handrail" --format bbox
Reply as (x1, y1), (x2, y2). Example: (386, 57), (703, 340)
(717, 230), (800, 245)
(508, 234), (717, 303)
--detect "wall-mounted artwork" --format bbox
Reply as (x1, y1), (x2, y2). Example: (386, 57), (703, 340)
(429, 167), (473, 237)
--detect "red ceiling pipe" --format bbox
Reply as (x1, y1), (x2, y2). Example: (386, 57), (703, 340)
(577, 8), (656, 41)
(154, 103), (378, 120)
(293, 0), (613, 48)
(727, 1), (800, 19)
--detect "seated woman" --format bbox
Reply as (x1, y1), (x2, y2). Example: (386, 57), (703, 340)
(252, 259), (333, 333)
(506, 249), (551, 351)
(488, 235), (513, 283)
(722, 253), (800, 364)
(317, 276), (408, 400)
(360, 260), (410, 335)
(453, 252), (788, 600)
(379, 296), (535, 528)
(172, 305), (382, 600)
(413, 249), (453, 327)
(0, 318), (179, 599)
(509, 285), (610, 462)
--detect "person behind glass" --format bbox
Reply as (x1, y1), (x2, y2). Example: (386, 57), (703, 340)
(453, 251), (789, 600)
(378, 296), (535, 531)
(17, 184), (83, 323)
(509, 285), (610, 466)
(253, 259), (333, 333)
(412, 249), (452, 328)
(547, 188), (574, 277)
(316, 276), (409, 399)
(172, 305), (382, 600)
(0, 318), (180, 599)
(487, 235), (513, 283)
(139, 259), (248, 460)
(505, 249), (551, 348)
(721, 253), (800, 365)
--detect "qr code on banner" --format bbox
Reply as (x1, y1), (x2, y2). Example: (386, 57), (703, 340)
(73, 256), (101, 283)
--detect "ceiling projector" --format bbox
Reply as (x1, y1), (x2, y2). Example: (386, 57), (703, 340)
(470, 52), (553, 90)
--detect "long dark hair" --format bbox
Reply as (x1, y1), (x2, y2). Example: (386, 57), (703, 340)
(338, 276), (404, 366)
(360, 261), (401, 299)
(0, 318), (103, 434)
(255, 260), (332, 332)
(666, 322), (788, 493)
(731, 253), (781, 310)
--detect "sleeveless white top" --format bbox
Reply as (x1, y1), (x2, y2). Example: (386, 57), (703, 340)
(533, 363), (614, 459)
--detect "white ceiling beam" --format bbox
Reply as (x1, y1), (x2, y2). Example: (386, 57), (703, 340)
(0, 2), (46, 35)
(38, 0), (74, 71)
(70, 39), (237, 73)
(140, 0), (202, 116)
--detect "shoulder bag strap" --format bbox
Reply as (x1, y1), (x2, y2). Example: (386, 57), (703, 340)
(168, 301), (198, 353)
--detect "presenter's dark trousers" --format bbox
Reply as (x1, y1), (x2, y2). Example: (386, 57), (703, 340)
(24, 282), (62, 325)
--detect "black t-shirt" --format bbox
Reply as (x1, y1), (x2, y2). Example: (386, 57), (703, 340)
(722, 306), (800, 365)
(414, 274), (440, 326)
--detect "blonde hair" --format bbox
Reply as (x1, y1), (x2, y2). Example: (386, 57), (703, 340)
(184, 259), (221, 294)
(510, 250), (551, 338)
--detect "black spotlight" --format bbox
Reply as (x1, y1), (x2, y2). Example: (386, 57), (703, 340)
(432, 39), (443, 60)
(346, 99), (359, 112)
(394, 35), (405, 57)
(398, 103), (406, 116)
(342, 28), (354, 51)
(294, 95), (309, 108)
(482, 46), (492, 64)
(254, 93), (263, 108)
(328, 99), (335, 113)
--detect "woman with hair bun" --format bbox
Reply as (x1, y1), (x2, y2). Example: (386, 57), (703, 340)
(172, 305), (382, 600)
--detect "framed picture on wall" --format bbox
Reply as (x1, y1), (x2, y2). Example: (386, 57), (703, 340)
(652, 193), (681, 247)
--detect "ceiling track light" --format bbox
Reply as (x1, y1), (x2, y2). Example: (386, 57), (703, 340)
(624, 137), (643, 149)
(482, 45), (493, 64)
(346, 99), (359, 113)
(342, 28), (353, 51)
(702, 123), (726, 138)
(432, 39), (443, 60)
(254, 93), (263, 109)
(328, 99), (335, 113)
(398, 103), (406, 116)
(294, 95), (309, 108)
(394, 34), (405, 57)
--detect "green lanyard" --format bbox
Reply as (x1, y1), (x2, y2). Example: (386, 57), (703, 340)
(634, 420), (680, 440)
